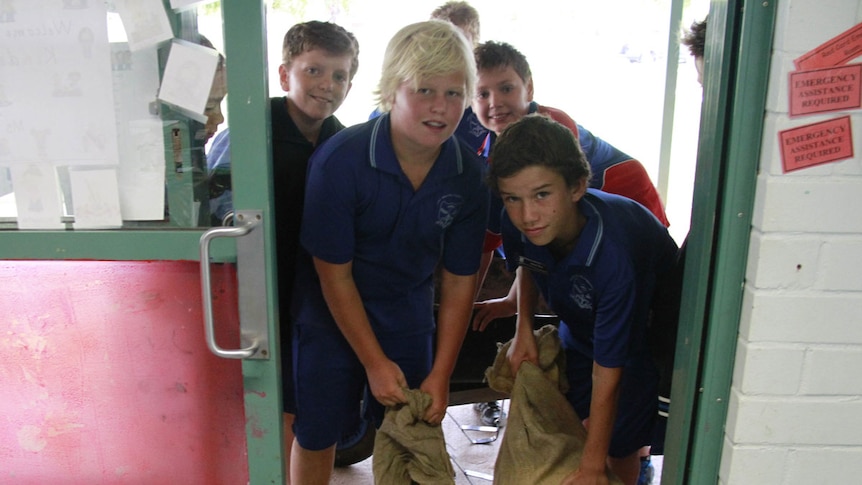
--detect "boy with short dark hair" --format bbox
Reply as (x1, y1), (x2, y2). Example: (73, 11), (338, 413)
(205, 20), (359, 475)
(472, 40), (668, 225)
(289, 20), (488, 483)
(471, 40), (669, 330)
(489, 114), (677, 485)
(682, 17), (707, 86)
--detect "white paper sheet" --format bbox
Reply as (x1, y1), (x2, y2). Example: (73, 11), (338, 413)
(69, 168), (123, 229)
(114, 0), (174, 52)
(111, 44), (165, 221)
(10, 165), (65, 230)
(157, 39), (220, 122)
(0, 1), (119, 167)
(117, 119), (166, 220)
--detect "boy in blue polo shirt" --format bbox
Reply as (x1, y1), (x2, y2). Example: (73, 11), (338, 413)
(289, 20), (488, 483)
(488, 115), (677, 485)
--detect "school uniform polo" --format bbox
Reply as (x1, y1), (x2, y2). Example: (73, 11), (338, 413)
(501, 189), (677, 456)
(290, 114), (489, 450)
(295, 113), (489, 337)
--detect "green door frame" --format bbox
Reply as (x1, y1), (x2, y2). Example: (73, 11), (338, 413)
(0, 2), (286, 483)
(661, 1), (776, 483)
(221, 1), (285, 483)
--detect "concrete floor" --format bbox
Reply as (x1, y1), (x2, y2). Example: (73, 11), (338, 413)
(331, 400), (664, 484)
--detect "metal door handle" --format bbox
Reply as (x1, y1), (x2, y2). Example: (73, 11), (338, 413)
(199, 210), (269, 359)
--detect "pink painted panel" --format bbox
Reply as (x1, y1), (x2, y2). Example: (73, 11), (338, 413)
(0, 261), (249, 484)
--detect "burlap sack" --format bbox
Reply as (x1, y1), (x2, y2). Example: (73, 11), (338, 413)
(486, 325), (622, 485)
(373, 388), (455, 485)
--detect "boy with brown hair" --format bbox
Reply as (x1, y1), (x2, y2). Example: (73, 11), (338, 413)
(489, 114), (677, 485)
(206, 20), (359, 477)
(472, 40), (670, 328)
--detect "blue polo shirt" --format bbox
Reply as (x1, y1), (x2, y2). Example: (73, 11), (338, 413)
(292, 114), (490, 337)
(501, 189), (677, 368)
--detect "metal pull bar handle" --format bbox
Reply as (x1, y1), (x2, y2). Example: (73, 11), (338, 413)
(200, 217), (260, 359)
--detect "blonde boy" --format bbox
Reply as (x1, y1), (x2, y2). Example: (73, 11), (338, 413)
(289, 20), (488, 483)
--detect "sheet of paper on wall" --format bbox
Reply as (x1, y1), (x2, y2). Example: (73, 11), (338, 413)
(110, 44), (166, 220)
(794, 23), (862, 71)
(0, 1), (120, 168)
(118, 119), (166, 220)
(113, 0), (174, 52)
(778, 116), (854, 173)
(111, 43), (160, 116)
(69, 169), (123, 229)
(10, 165), (65, 230)
(157, 40), (220, 123)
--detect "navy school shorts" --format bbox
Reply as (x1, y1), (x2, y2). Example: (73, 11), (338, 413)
(291, 322), (433, 451)
(564, 344), (659, 458)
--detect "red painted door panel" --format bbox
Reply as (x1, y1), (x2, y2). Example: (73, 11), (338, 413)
(0, 261), (248, 484)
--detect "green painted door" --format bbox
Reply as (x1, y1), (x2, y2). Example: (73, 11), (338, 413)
(0, 1), (284, 483)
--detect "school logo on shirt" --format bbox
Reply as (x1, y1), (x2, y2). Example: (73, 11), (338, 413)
(436, 194), (463, 229)
(570, 275), (594, 310)
(468, 118), (487, 138)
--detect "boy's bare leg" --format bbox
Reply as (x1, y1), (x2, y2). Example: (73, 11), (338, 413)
(290, 441), (336, 485)
(282, 413), (295, 484)
(608, 450), (642, 485)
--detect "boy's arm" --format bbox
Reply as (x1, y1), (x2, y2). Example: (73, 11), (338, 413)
(471, 273), (517, 331)
(565, 257), (637, 484)
(505, 266), (539, 375)
(563, 362), (623, 485)
(422, 268), (477, 424)
(312, 256), (408, 407)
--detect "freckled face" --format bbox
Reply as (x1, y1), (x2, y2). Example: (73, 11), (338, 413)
(280, 48), (354, 125)
(473, 65), (533, 134)
(497, 165), (586, 252)
(388, 72), (467, 154)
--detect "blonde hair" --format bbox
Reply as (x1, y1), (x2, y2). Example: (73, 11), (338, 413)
(374, 20), (476, 113)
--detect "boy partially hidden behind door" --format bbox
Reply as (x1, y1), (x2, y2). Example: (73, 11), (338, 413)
(206, 20), (360, 478)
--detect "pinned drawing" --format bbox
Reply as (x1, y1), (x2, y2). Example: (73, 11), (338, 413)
(69, 168), (123, 228)
(10, 164), (65, 229)
(113, 0), (173, 52)
(157, 39), (221, 123)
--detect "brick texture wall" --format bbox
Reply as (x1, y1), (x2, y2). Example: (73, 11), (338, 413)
(720, 1), (862, 483)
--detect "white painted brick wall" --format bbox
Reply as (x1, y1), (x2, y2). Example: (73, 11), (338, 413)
(800, 346), (862, 395)
(719, 439), (788, 484)
(726, 390), (862, 445)
(721, 0), (862, 483)
(739, 288), (862, 344)
(731, 340), (804, 395)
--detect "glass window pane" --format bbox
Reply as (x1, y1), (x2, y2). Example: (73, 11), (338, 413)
(0, 1), (228, 230)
